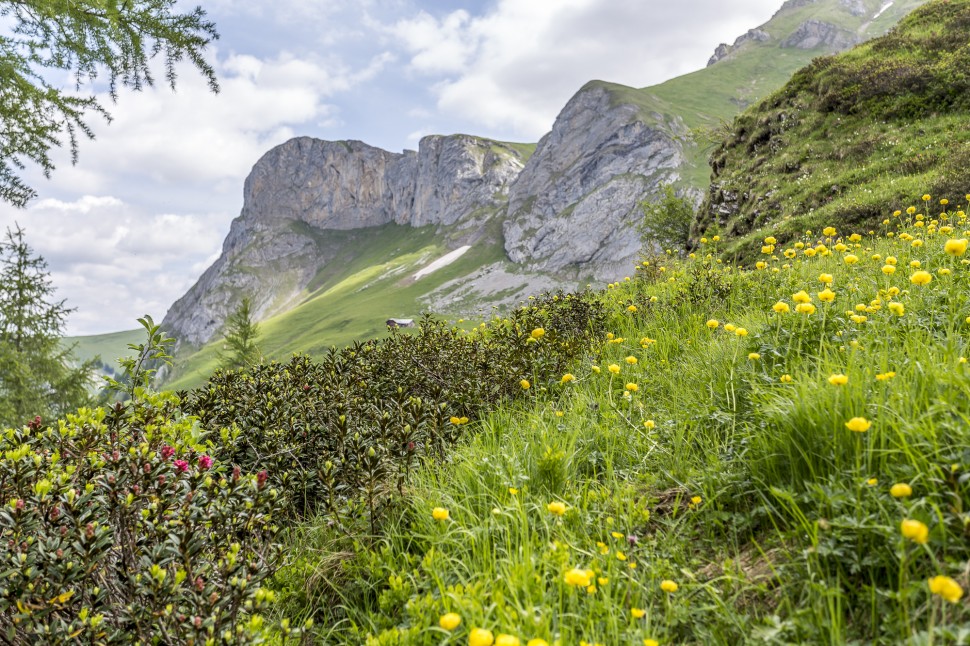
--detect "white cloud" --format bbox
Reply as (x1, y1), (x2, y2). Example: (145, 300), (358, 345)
(387, 0), (782, 139)
(0, 196), (227, 336)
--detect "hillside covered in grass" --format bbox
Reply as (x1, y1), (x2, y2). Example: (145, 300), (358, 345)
(264, 198), (970, 644)
(693, 0), (970, 260)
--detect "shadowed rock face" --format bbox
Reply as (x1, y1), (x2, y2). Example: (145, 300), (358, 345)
(162, 135), (527, 346)
(503, 84), (685, 280)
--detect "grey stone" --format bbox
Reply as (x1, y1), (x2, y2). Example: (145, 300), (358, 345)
(503, 83), (684, 280)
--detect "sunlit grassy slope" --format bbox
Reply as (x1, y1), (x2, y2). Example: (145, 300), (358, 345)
(693, 0), (970, 259)
(277, 201), (970, 644)
(596, 0), (926, 191)
(165, 223), (510, 390)
(64, 329), (142, 369)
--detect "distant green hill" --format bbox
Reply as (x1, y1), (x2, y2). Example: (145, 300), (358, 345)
(693, 0), (970, 259)
(65, 329), (142, 371)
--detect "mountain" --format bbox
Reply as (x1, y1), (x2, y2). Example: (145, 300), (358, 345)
(693, 0), (970, 258)
(163, 135), (531, 347)
(161, 0), (927, 386)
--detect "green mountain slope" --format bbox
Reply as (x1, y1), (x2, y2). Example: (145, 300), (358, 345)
(65, 329), (142, 369)
(693, 0), (970, 259)
(164, 223), (525, 390)
(600, 0), (926, 190)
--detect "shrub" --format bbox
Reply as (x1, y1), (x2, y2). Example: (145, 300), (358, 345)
(0, 393), (293, 643)
(182, 293), (608, 530)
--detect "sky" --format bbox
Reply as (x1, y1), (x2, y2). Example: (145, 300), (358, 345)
(0, 0), (783, 336)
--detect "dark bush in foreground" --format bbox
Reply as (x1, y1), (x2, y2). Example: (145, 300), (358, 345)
(183, 292), (608, 529)
(0, 393), (290, 643)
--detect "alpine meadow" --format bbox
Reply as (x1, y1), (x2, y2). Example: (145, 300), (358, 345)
(3, 0), (970, 644)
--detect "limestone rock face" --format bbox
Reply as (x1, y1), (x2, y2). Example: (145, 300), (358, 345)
(707, 28), (771, 66)
(162, 135), (526, 346)
(781, 19), (858, 50)
(503, 83), (685, 279)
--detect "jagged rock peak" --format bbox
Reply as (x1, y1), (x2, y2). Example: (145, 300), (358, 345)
(708, 29), (771, 66)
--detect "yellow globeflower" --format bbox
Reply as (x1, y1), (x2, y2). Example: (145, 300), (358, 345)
(625, 383), (639, 392)
(822, 226), (836, 237)
(520, 379), (531, 390)
(890, 483), (913, 498)
(724, 323), (737, 332)
(735, 327), (748, 337)
(928, 575), (964, 603)
(625, 356), (638, 365)
(888, 302), (905, 316)
(795, 303), (816, 315)
(819, 273), (834, 284)
(631, 608), (646, 619)
(561, 373), (576, 384)
(440, 613), (462, 631)
(706, 319), (719, 329)
(818, 288), (836, 303)
(844, 254), (859, 264)
(627, 305), (638, 313)
(910, 271), (932, 285)
(764, 236), (777, 245)
(845, 417), (871, 432)
(780, 374), (793, 383)
(922, 194), (931, 202)
(608, 364), (621, 374)
(900, 518), (929, 544)
(828, 374), (849, 386)
(470, 628), (495, 646)
(748, 353), (761, 360)
(564, 567), (594, 587)
(886, 256), (898, 265)
(793, 290), (812, 304)
(882, 265), (896, 275)
(432, 507), (450, 521)
(660, 580), (678, 593)
(531, 328), (545, 339)
(644, 420), (656, 429)
(527, 640), (550, 646)
(495, 635), (520, 646)
(644, 641), (660, 646)
(944, 238), (968, 256)
(547, 501), (567, 516)
(773, 301), (790, 313)
(867, 478), (878, 486)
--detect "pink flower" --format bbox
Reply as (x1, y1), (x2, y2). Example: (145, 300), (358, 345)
(160, 445), (175, 460)
(257, 470), (269, 488)
(198, 455), (213, 470)
(174, 460), (189, 473)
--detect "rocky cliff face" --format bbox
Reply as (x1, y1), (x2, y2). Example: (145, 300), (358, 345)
(504, 83), (686, 279)
(162, 135), (527, 346)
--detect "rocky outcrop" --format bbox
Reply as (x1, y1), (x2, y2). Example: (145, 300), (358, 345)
(162, 135), (527, 346)
(708, 29), (771, 66)
(503, 83), (686, 279)
(781, 20), (858, 50)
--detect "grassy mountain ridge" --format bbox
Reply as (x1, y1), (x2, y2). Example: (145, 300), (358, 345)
(593, 0), (927, 191)
(693, 0), (970, 258)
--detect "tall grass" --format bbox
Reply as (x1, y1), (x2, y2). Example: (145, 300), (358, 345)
(275, 202), (970, 644)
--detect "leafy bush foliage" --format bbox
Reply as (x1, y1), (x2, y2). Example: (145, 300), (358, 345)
(182, 292), (608, 529)
(0, 393), (290, 643)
